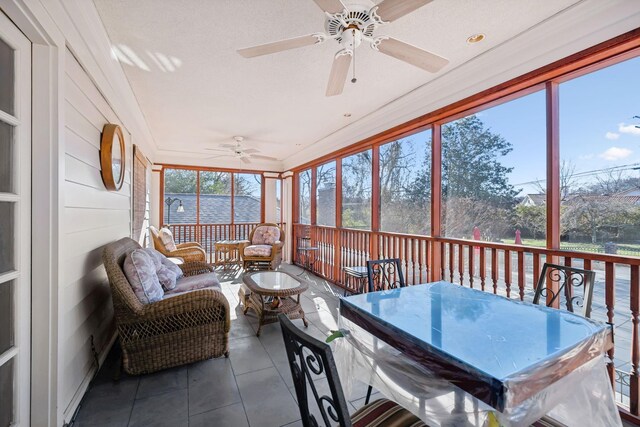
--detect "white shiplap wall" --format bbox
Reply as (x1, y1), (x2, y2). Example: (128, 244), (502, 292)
(61, 48), (132, 415)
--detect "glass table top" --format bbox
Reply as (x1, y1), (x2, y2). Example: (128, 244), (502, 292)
(248, 271), (303, 291)
(340, 281), (609, 381)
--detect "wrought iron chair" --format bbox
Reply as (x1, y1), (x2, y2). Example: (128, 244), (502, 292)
(366, 258), (406, 293)
(364, 258), (407, 404)
(533, 263), (596, 318)
(278, 314), (427, 427)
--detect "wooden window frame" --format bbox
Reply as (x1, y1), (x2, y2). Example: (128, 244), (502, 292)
(159, 165), (270, 226)
(291, 29), (640, 258)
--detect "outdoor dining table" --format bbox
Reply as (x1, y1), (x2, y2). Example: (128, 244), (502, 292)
(333, 281), (621, 427)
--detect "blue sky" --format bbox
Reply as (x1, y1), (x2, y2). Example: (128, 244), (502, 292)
(479, 55), (640, 195)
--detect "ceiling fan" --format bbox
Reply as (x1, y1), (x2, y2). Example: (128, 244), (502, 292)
(205, 136), (278, 164)
(237, 0), (449, 96)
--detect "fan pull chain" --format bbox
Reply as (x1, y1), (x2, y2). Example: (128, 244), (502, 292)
(351, 29), (357, 84)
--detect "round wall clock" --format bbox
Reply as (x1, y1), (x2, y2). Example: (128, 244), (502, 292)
(100, 124), (126, 191)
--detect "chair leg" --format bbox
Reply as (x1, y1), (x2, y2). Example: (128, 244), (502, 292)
(365, 385), (373, 405)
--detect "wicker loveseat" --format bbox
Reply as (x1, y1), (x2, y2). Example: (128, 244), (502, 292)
(103, 237), (230, 374)
(150, 225), (207, 263)
(241, 223), (285, 270)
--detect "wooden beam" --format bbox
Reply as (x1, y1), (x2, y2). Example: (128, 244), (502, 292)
(311, 167), (317, 225)
(431, 124), (442, 282)
(334, 159), (343, 282)
(261, 173), (266, 223)
(196, 170), (200, 226)
(159, 167), (165, 226)
(546, 81), (560, 307)
(371, 146), (380, 260)
(546, 81), (560, 249)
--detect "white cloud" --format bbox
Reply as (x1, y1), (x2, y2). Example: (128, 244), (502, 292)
(605, 132), (620, 140)
(600, 146), (632, 161)
(618, 122), (640, 136)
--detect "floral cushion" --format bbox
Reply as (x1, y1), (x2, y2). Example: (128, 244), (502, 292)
(143, 248), (178, 291)
(161, 257), (184, 279)
(123, 250), (164, 304)
(164, 272), (221, 296)
(244, 244), (272, 257)
(159, 227), (177, 252)
(252, 226), (280, 245)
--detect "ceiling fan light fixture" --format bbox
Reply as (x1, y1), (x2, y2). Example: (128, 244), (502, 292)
(466, 33), (485, 44)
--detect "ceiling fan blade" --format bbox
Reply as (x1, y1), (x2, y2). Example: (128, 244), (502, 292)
(220, 143), (237, 149)
(326, 51), (352, 97)
(375, 37), (448, 73)
(374, 0), (432, 22)
(238, 34), (322, 58)
(240, 156), (251, 164)
(312, 0), (345, 14)
(204, 147), (229, 152)
(206, 154), (233, 159)
(251, 154), (279, 161)
(243, 148), (260, 154)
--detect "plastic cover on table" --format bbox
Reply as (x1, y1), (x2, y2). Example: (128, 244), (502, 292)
(333, 283), (621, 427)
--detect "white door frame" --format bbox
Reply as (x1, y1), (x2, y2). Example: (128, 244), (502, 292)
(0, 1), (64, 426)
(0, 9), (31, 427)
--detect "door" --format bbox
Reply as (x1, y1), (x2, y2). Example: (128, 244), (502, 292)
(0, 10), (31, 427)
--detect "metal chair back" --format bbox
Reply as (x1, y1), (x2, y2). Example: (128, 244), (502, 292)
(366, 258), (406, 293)
(533, 263), (596, 318)
(278, 314), (352, 427)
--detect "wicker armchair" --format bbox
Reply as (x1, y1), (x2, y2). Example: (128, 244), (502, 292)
(150, 225), (207, 263)
(241, 223), (285, 270)
(103, 237), (230, 375)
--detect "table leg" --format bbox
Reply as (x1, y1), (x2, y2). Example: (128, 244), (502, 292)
(296, 294), (308, 328)
(256, 294), (266, 337)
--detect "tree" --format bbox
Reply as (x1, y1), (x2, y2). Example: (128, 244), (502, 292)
(199, 171), (231, 194)
(562, 195), (628, 243)
(533, 160), (577, 201)
(441, 115), (518, 239)
(342, 151), (372, 228)
(299, 170), (312, 224)
(164, 169), (196, 193)
(379, 138), (431, 234)
(514, 205), (546, 239)
(442, 115), (518, 205)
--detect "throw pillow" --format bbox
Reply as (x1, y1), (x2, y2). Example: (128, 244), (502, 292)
(123, 250), (164, 304)
(143, 248), (178, 291)
(159, 227), (177, 251)
(161, 257), (184, 280)
(262, 227), (280, 245)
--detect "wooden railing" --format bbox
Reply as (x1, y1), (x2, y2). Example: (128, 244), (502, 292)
(168, 222), (285, 264)
(293, 223), (640, 418)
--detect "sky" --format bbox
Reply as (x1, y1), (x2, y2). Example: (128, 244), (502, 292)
(480, 55), (640, 195)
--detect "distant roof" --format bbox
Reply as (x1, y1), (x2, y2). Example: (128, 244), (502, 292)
(164, 193), (261, 224)
(521, 194), (546, 206)
(617, 188), (640, 197)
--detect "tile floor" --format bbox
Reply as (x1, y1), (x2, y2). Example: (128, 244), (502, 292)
(72, 263), (635, 427)
(72, 264), (375, 427)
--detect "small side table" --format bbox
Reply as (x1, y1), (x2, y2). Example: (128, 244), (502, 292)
(343, 266), (368, 296)
(214, 240), (248, 270)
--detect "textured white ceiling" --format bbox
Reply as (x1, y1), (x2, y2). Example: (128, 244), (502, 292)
(93, 0), (640, 171)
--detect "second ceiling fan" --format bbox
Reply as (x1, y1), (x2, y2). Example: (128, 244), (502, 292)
(238, 0), (449, 97)
(205, 136), (278, 164)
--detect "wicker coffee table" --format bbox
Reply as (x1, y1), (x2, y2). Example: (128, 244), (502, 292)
(242, 271), (309, 336)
